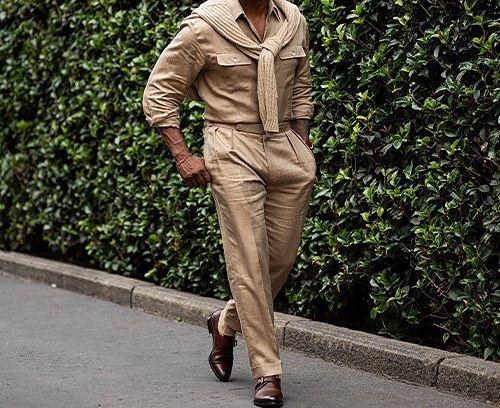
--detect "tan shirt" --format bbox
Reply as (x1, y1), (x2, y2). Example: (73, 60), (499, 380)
(142, 0), (314, 129)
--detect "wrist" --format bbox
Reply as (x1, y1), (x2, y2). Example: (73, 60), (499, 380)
(291, 119), (309, 139)
(174, 151), (192, 163)
(172, 143), (191, 159)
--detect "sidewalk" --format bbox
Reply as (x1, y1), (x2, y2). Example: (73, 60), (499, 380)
(0, 273), (494, 408)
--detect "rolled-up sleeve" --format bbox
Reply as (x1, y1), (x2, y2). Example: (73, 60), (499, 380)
(142, 19), (205, 128)
(291, 14), (314, 120)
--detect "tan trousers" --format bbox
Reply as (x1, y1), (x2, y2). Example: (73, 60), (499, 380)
(203, 121), (316, 379)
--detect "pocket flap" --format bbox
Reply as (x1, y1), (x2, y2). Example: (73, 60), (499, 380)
(216, 52), (252, 66)
(279, 45), (306, 60)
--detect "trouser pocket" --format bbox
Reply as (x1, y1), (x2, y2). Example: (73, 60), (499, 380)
(289, 128), (315, 159)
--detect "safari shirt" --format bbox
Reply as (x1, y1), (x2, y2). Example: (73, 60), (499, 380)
(142, 0), (314, 129)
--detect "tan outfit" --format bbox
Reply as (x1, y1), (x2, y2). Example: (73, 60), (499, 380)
(142, 0), (316, 379)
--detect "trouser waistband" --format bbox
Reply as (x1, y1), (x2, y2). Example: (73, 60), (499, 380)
(204, 120), (291, 134)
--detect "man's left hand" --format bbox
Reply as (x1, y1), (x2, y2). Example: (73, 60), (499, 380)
(291, 119), (312, 149)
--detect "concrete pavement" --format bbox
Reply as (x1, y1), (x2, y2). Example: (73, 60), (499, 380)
(0, 274), (493, 407)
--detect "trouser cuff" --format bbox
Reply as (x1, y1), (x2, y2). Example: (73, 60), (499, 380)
(251, 362), (283, 379)
(224, 315), (241, 333)
(218, 310), (238, 337)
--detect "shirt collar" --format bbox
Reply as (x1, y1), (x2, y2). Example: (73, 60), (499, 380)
(227, 0), (283, 22)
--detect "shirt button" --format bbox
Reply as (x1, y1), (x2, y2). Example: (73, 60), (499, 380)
(292, 51), (296, 56)
(232, 57), (238, 61)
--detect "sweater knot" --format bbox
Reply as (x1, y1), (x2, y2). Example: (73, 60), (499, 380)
(262, 37), (281, 57)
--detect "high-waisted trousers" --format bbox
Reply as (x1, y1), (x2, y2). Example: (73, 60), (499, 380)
(202, 120), (317, 379)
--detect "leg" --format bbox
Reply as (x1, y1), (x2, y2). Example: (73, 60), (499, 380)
(217, 128), (317, 341)
(204, 124), (282, 379)
(266, 129), (317, 298)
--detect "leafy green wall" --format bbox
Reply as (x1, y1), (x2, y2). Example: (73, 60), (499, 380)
(0, 0), (498, 360)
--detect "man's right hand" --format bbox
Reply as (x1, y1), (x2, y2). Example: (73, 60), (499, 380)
(175, 153), (212, 187)
(157, 126), (212, 188)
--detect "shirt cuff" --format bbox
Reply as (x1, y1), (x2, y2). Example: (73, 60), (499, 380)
(147, 117), (180, 128)
(291, 105), (314, 120)
(145, 111), (180, 129)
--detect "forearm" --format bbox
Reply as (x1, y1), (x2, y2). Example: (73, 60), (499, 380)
(157, 126), (192, 162)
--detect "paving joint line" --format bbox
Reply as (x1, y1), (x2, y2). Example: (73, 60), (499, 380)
(282, 320), (292, 344)
(433, 356), (447, 387)
(129, 285), (137, 309)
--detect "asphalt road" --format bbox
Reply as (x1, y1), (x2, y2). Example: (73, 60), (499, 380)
(0, 273), (492, 408)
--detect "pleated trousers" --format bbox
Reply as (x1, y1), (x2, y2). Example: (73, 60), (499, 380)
(203, 120), (316, 379)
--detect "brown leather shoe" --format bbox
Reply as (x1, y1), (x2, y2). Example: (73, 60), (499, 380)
(207, 309), (237, 382)
(254, 375), (283, 407)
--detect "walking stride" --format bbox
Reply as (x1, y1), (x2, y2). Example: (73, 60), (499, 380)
(142, 0), (316, 405)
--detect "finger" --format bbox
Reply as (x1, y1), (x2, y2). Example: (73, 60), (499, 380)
(201, 169), (212, 183)
(200, 160), (211, 181)
(194, 172), (205, 186)
(190, 175), (201, 187)
(197, 173), (207, 186)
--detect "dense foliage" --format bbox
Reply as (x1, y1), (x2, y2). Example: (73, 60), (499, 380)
(0, 0), (498, 360)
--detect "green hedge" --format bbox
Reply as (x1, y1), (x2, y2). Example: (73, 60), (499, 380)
(0, 0), (498, 360)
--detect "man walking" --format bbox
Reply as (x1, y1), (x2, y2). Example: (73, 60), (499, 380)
(142, 0), (316, 405)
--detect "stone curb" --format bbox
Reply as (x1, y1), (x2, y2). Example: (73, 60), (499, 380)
(0, 250), (498, 405)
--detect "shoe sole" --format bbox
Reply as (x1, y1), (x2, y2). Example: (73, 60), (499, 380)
(254, 400), (283, 407)
(207, 312), (232, 382)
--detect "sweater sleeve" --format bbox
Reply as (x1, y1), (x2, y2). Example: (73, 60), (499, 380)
(142, 19), (205, 128)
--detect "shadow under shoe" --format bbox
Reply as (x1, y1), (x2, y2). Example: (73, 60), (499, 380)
(207, 309), (238, 382)
(254, 375), (283, 407)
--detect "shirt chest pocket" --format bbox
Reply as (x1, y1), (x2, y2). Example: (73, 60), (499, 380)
(279, 45), (306, 60)
(215, 52), (253, 89)
(216, 52), (252, 67)
(277, 45), (306, 80)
